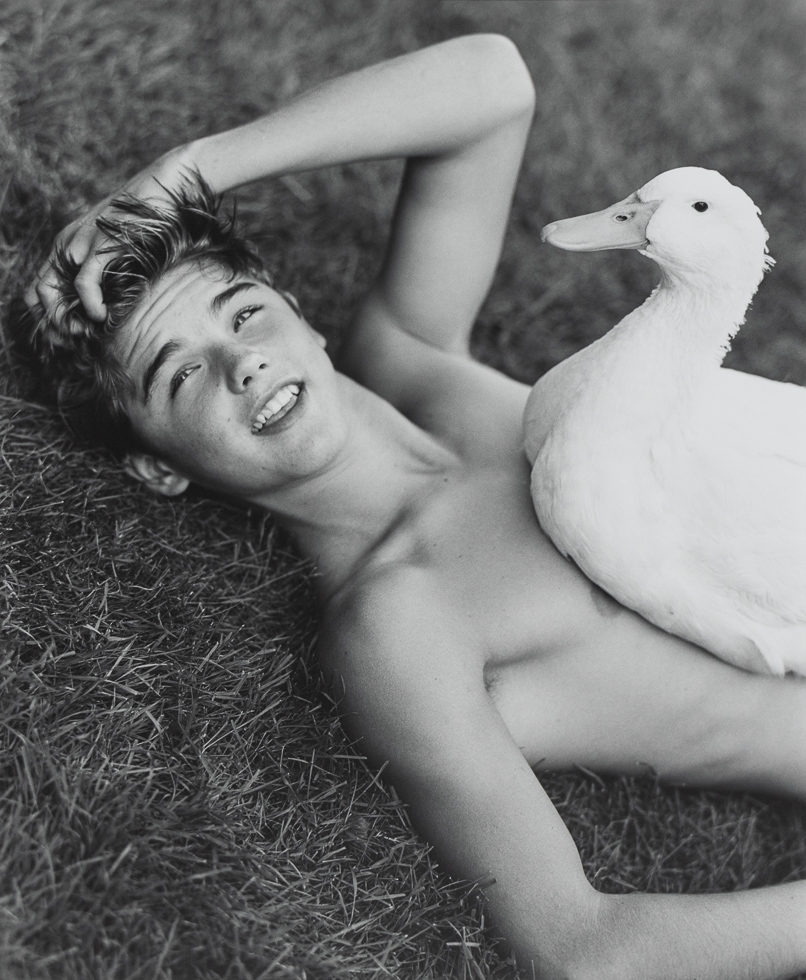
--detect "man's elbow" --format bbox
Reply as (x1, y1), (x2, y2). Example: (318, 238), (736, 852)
(460, 33), (536, 118)
(512, 894), (635, 980)
(516, 945), (623, 980)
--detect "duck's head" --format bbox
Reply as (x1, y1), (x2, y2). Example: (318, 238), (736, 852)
(542, 167), (773, 292)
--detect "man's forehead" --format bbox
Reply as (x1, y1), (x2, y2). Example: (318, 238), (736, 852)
(114, 262), (260, 360)
(131, 262), (238, 329)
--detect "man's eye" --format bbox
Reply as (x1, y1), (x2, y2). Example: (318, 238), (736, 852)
(170, 365), (198, 398)
(233, 306), (261, 332)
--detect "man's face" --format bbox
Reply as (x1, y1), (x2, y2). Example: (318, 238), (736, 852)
(113, 261), (347, 501)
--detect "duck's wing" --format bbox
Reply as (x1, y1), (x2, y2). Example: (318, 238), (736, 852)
(675, 368), (806, 624)
(713, 367), (806, 467)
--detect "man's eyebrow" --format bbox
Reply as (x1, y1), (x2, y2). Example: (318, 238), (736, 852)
(140, 282), (260, 403)
(209, 281), (258, 316)
(143, 340), (182, 403)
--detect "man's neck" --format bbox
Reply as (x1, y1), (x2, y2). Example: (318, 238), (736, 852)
(249, 375), (456, 597)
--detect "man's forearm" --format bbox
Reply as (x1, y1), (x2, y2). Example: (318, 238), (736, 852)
(553, 880), (806, 980)
(186, 34), (534, 193)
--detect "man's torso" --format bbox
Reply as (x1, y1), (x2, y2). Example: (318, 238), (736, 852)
(322, 319), (794, 792)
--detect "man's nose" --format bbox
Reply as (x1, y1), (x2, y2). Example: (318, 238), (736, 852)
(226, 348), (269, 392)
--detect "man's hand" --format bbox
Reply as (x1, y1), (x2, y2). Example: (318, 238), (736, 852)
(25, 144), (198, 323)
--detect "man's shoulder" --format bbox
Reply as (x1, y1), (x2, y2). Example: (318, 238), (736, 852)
(319, 560), (461, 670)
(318, 561), (480, 697)
(316, 560), (488, 768)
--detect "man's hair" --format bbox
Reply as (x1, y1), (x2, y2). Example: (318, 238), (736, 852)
(30, 175), (271, 457)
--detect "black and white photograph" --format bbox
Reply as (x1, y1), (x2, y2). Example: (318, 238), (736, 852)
(2, 1), (805, 977)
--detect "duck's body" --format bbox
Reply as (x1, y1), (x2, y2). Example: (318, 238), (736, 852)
(525, 167), (806, 675)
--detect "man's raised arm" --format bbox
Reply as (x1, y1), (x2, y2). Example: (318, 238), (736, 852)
(322, 575), (806, 980)
(28, 34), (534, 338)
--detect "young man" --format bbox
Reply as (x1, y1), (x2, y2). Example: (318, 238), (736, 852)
(27, 35), (806, 980)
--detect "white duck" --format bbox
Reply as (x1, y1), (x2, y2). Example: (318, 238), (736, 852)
(523, 167), (806, 676)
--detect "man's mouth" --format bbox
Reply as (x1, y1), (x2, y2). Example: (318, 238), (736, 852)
(251, 383), (303, 434)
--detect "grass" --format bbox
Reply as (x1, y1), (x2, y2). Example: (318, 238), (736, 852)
(1, 0), (805, 977)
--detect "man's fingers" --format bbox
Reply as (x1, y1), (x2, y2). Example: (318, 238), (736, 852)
(25, 207), (117, 323)
(24, 282), (40, 311)
(25, 255), (60, 312)
(34, 279), (63, 320)
(26, 240), (109, 322)
(25, 223), (86, 313)
(74, 251), (109, 321)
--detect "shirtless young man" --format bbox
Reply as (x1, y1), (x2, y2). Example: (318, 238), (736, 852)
(27, 35), (806, 980)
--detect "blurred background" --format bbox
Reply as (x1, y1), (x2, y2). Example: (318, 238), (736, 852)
(0, 2), (804, 978)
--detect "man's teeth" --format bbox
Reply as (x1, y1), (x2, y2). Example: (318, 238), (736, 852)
(252, 384), (301, 433)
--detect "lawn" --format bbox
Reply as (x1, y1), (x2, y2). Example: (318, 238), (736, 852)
(1, 1), (805, 977)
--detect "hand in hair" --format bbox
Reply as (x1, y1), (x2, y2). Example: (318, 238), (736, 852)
(25, 144), (199, 324)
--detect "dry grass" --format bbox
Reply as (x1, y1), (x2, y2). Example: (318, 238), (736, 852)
(1, 1), (804, 977)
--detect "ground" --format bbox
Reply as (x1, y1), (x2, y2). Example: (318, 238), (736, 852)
(0, 1), (804, 978)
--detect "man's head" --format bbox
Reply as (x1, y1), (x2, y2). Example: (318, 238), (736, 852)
(32, 178), (344, 502)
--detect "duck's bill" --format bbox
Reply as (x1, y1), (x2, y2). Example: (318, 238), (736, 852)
(541, 196), (660, 251)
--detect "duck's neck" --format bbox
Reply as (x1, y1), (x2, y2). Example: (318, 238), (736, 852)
(566, 269), (756, 441)
(604, 269), (753, 395)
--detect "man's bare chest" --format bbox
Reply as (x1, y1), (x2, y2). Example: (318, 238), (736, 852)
(408, 462), (624, 666)
(389, 461), (758, 779)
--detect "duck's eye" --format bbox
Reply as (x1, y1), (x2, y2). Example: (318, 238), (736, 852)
(614, 214), (630, 222)
(692, 201), (709, 212)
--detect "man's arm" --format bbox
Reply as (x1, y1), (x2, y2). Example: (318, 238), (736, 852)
(322, 574), (806, 980)
(28, 34), (534, 337)
(198, 32), (534, 361)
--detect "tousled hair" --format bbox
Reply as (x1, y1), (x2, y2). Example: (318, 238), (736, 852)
(30, 174), (271, 457)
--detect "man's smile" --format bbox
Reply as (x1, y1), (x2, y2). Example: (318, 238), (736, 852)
(251, 382), (305, 435)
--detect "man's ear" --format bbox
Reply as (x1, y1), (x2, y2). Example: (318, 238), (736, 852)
(123, 452), (190, 497)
